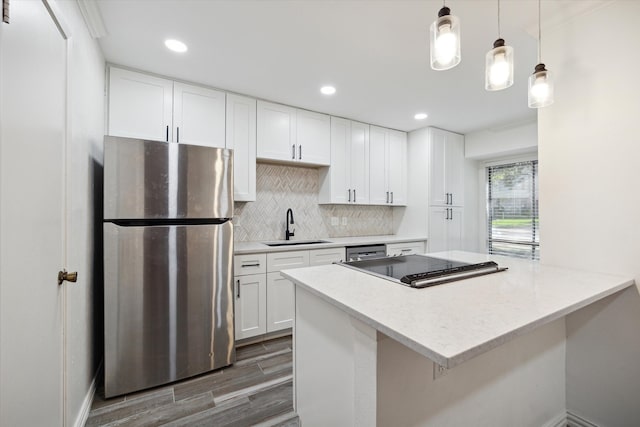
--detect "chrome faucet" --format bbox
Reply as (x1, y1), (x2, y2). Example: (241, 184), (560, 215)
(285, 208), (295, 240)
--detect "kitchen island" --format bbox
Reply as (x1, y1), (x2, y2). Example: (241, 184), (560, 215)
(281, 251), (635, 426)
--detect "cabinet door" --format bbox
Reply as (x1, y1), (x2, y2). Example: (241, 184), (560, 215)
(297, 109), (330, 166)
(350, 121), (370, 205)
(429, 128), (448, 206)
(446, 132), (465, 206)
(257, 100), (297, 162)
(328, 117), (350, 204)
(428, 206), (449, 253)
(369, 126), (389, 205)
(308, 247), (346, 266)
(266, 272), (294, 332)
(235, 274), (267, 340)
(173, 82), (225, 147)
(226, 94), (256, 201)
(108, 67), (173, 141)
(387, 130), (407, 206)
(448, 207), (464, 250)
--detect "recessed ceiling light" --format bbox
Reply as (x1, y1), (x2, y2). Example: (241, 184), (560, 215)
(320, 86), (336, 95)
(165, 39), (188, 53)
(414, 113), (429, 120)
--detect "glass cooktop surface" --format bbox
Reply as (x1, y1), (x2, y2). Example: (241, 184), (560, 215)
(340, 254), (507, 288)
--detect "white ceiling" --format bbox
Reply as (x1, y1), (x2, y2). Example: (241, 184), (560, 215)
(93, 0), (605, 134)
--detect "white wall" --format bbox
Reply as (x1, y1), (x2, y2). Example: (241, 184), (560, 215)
(539, 1), (640, 424)
(465, 120), (537, 160)
(59, 1), (106, 425)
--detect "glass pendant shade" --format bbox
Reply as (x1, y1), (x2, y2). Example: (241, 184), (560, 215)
(430, 6), (461, 71)
(528, 63), (554, 108)
(485, 39), (514, 91)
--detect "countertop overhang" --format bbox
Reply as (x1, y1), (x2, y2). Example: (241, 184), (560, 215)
(282, 251), (635, 368)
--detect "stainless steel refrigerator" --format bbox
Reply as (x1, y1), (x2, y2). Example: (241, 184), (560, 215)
(103, 136), (234, 397)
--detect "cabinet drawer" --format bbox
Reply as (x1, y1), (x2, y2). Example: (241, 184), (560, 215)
(267, 250), (310, 272)
(386, 241), (425, 257)
(234, 253), (267, 276)
(309, 247), (346, 266)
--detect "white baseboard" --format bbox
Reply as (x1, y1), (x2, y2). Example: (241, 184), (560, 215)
(567, 411), (600, 427)
(73, 362), (101, 427)
(543, 412), (568, 427)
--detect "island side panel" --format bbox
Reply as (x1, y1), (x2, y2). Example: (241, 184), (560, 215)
(377, 318), (567, 427)
(295, 287), (377, 426)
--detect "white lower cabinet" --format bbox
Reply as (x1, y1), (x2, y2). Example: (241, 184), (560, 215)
(235, 247), (345, 340)
(428, 206), (463, 252)
(266, 272), (295, 332)
(234, 274), (267, 340)
(386, 241), (426, 256)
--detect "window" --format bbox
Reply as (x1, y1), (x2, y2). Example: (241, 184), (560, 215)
(487, 160), (539, 260)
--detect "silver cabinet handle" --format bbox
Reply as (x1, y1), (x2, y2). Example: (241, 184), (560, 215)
(236, 279), (240, 298)
(391, 192), (394, 204)
(292, 144), (295, 159)
(354, 189), (356, 203)
(386, 191), (389, 203)
(348, 189), (351, 202)
(241, 263), (260, 268)
(299, 144), (302, 160)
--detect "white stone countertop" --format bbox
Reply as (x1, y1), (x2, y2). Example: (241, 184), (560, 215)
(281, 250), (635, 368)
(233, 234), (428, 254)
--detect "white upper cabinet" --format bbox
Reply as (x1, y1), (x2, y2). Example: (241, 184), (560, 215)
(257, 100), (297, 162)
(296, 109), (330, 166)
(257, 100), (330, 166)
(108, 67), (173, 141)
(319, 117), (369, 204)
(108, 67), (226, 147)
(429, 128), (464, 206)
(226, 94), (257, 202)
(369, 126), (407, 206)
(173, 82), (226, 147)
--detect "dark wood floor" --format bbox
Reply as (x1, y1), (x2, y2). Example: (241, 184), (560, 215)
(86, 336), (298, 427)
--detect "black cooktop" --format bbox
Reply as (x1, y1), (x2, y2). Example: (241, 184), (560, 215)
(340, 254), (507, 288)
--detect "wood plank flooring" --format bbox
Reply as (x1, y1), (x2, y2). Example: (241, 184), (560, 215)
(86, 336), (298, 427)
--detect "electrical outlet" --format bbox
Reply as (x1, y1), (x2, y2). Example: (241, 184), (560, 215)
(433, 363), (449, 380)
(342, 217), (348, 226)
(331, 216), (339, 226)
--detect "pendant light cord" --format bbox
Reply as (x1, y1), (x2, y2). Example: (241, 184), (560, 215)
(538, 0), (542, 62)
(498, 0), (501, 38)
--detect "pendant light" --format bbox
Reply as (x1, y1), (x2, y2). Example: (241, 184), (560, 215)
(430, 1), (461, 70)
(485, 0), (514, 91)
(528, 0), (554, 108)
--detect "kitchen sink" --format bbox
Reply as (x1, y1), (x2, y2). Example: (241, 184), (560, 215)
(263, 240), (331, 247)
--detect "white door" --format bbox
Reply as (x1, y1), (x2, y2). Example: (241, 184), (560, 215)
(446, 132), (465, 206)
(257, 100), (297, 162)
(226, 93), (257, 201)
(0, 1), (67, 425)
(428, 207), (449, 253)
(369, 126), (388, 205)
(173, 82), (226, 147)
(108, 67), (173, 142)
(387, 130), (407, 206)
(266, 272), (295, 332)
(350, 121), (369, 205)
(235, 274), (267, 340)
(296, 109), (330, 165)
(329, 117), (350, 204)
(429, 128), (448, 206)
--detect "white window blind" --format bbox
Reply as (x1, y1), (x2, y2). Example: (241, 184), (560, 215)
(487, 160), (539, 260)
